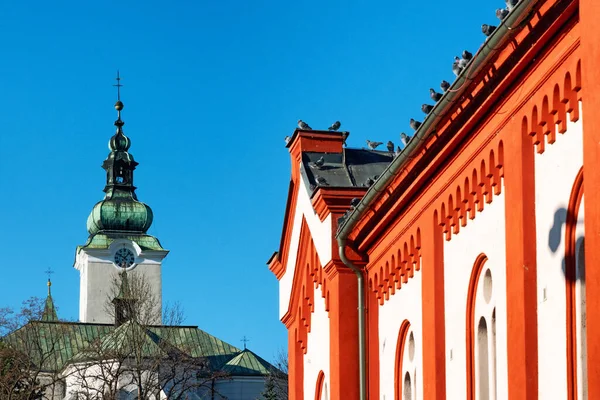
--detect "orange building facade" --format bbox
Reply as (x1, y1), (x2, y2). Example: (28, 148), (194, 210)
(269, 0), (600, 398)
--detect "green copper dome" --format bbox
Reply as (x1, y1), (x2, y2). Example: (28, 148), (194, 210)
(87, 198), (153, 235)
(85, 99), (154, 236)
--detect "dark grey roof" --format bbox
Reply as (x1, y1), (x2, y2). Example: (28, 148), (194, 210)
(301, 148), (394, 195)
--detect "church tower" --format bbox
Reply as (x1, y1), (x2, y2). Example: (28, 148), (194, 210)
(74, 75), (168, 324)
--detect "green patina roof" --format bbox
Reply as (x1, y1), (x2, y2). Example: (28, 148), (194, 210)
(77, 232), (165, 252)
(2, 320), (271, 377)
(41, 295), (58, 322)
(222, 349), (278, 376)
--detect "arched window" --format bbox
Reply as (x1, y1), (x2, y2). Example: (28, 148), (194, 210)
(566, 167), (586, 399)
(315, 371), (325, 400)
(467, 254), (497, 400)
(394, 320), (417, 400)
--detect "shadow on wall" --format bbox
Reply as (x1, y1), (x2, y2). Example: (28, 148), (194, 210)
(548, 207), (584, 282)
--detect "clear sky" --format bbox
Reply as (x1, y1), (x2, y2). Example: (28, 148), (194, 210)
(0, 1), (498, 362)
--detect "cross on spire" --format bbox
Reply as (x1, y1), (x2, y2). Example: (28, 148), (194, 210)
(241, 336), (250, 350)
(113, 70), (123, 101)
(45, 267), (54, 296)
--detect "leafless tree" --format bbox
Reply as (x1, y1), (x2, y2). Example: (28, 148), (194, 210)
(259, 348), (288, 400)
(68, 272), (228, 399)
(0, 297), (69, 399)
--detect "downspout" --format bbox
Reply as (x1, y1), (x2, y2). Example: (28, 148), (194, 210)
(335, 2), (537, 400)
(338, 238), (367, 400)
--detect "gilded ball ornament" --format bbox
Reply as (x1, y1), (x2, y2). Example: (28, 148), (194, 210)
(115, 100), (124, 111)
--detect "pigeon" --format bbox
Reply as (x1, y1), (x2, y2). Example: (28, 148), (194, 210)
(315, 175), (328, 185)
(506, 0), (519, 11)
(441, 80), (451, 92)
(284, 136), (292, 145)
(410, 119), (422, 131)
(430, 88), (443, 102)
(328, 121), (341, 131)
(364, 177), (375, 187)
(395, 145), (402, 157)
(496, 8), (509, 20)
(309, 156), (325, 169)
(482, 24), (497, 37)
(459, 51), (473, 69)
(387, 140), (394, 153)
(422, 104), (434, 114)
(400, 132), (411, 147)
(366, 140), (383, 150)
(350, 197), (361, 208)
(298, 120), (312, 130)
(452, 59), (464, 77)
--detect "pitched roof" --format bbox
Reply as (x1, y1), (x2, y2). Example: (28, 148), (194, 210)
(221, 349), (279, 376)
(2, 320), (272, 377)
(301, 148), (394, 195)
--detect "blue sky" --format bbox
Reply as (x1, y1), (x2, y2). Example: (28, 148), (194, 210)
(0, 1), (497, 361)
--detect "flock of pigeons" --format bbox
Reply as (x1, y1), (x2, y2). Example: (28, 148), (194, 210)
(287, 0), (523, 186)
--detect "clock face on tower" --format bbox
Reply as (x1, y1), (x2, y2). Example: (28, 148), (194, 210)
(114, 247), (135, 269)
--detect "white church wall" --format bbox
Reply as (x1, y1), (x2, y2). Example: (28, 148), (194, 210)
(378, 270), (423, 400)
(303, 293), (330, 400)
(212, 376), (266, 400)
(279, 174), (333, 319)
(75, 245), (166, 324)
(443, 190), (508, 399)
(534, 104), (583, 399)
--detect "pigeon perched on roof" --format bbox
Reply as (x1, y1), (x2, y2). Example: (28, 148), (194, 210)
(452, 58), (464, 77)
(350, 197), (361, 208)
(364, 177), (375, 187)
(309, 156), (325, 169)
(328, 121), (341, 131)
(422, 104), (434, 114)
(482, 24), (497, 37)
(496, 8), (509, 20)
(387, 141), (394, 153)
(458, 51), (472, 69)
(506, 0), (519, 11)
(284, 136), (292, 145)
(400, 132), (411, 147)
(430, 89), (443, 102)
(366, 140), (383, 150)
(395, 145), (402, 157)
(315, 175), (328, 185)
(410, 119), (422, 131)
(298, 120), (312, 130)
(441, 80), (451, 92)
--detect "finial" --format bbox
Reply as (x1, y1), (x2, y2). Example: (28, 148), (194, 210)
(241, 335), (250, 350)
(113, 71), (124, 123)
(45, 267), (54, 296)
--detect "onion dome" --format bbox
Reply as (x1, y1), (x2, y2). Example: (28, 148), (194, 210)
(85, 76), (154, 236)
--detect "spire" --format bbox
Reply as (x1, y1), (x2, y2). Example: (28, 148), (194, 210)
(112, 270), (137, 326)
(41, 278), (58, 322)
(86, 73), (154, 236)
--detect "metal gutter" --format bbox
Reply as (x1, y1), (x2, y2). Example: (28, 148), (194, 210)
(335, 2), (538, 399)
(338, 238), (367, 400)
(337, 0), (537, 244)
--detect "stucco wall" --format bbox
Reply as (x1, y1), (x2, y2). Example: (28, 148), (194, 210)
(535, 104), (583, 399)
(378, 270), (423, 399)
(443, 190), (508, 399)
(279, 175), (333, 319)
(303, 293), (330, 400)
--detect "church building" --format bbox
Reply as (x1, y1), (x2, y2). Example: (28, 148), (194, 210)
(269, 0), (600, 398)
(4, 88), (282, 400)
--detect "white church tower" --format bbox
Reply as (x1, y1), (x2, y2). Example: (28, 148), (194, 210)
(74, 77), (168, 324)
